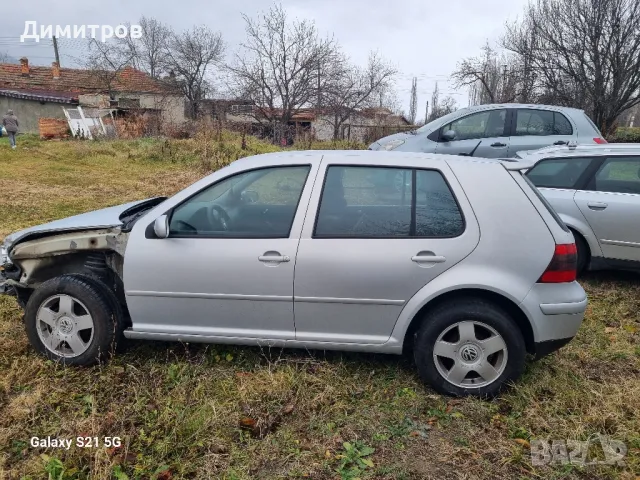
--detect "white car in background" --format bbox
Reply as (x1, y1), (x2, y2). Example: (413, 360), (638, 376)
(521, 144), (640, 273)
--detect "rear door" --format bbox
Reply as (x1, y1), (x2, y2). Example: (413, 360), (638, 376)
(574, 156), (640, 262)
(435, 108), (510, 158)
(507, 108), (575, 157)
(293, 156), (480, 344)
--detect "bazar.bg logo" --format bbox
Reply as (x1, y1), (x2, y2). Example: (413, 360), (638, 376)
(531, 434), (627, 466)
(20, 21), (142, 43)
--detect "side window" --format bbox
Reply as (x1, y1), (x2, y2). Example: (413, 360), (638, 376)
(443, 109), (506, 141)
(314, 166), (464, 238)
(526, 157), (594, 188)
(415, 170), (464, 237)
(594, 157), (640, 194)
(515, 109), (573, 136)
(315, 166), (412, 237)
(169, 165), (310, 237)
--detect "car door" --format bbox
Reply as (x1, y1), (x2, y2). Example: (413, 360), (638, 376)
(435, 108), (509, 158)
(507, 108), (575, 157)
(123, 161), (317, 340)
(293, 156), (480, 344)
(574, 156), (640, 262)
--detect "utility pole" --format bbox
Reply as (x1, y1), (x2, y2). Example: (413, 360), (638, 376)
(425, 101), (429, 124)
(52, 36), (61, 66)
(317, 64), (321, 113)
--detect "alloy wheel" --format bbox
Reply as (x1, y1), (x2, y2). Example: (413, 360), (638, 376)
(36, 294), (95, 358)
(433, 320), (508, 388)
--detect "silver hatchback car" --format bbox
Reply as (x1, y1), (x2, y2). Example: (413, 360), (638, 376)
(370, 103), (606, 158)
(521, 143), (640, 273)
(0, 151), (587, 397)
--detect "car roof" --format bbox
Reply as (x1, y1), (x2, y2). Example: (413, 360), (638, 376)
(229, 149), (507, 169)
(516, 143), (640, 163)
(463, 103), (585, 113)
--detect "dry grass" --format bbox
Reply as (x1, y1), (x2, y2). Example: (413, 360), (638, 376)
(0, 133), (638, 480)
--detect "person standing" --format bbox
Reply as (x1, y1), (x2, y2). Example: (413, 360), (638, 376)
(2, 109), (19, 149)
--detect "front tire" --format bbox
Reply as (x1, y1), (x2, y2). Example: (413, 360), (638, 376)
(25, 275), (121, 366)
(414, 298), (526, 398)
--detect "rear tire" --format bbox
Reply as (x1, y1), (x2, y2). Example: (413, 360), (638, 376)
(413, 298), (526, 398)
(24, 274), (122, 366)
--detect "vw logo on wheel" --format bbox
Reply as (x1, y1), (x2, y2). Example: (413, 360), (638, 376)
(459, 344), (479, 362)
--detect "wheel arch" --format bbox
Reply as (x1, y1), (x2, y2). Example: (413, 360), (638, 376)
(557, 213), (602, 258)
(401, 288), (535, 356)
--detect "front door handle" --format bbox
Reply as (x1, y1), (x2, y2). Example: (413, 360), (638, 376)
(259, 251), (290, 264)
(411, 251), (446, 264)
(553, 140), (568, 145)
(587, 202), (608, 211)
(490, 142), (506, 147)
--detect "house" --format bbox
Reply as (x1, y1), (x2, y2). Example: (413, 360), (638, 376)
(0, 57), (186, 135)
(204, 100), (412, 144)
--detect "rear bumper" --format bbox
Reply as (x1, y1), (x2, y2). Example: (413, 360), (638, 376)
(519, 281), (587, 345)
(534, 337), (574, 359)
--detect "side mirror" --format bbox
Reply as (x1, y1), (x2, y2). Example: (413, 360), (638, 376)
(442, 130), (456, 142)
(153, 214), (169, 239)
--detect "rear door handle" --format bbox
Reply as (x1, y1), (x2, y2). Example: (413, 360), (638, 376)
(587, 202), (608, 211)
(490, 142), (506, 147)
(553, 140), (568, 145)
(411, 252), (446, 264)
(259, 252), (290, 264)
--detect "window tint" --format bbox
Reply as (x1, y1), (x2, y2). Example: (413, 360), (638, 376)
(594, 157), (640, 194)
(442, 109), (506, 141)
(415, 170), (464, 237)
(315, 166), (412, 237)
(515, 109), (573, 136)
(526, 157), (593, 188)
(314, 166), (463, 238)
(169, 165), (310, 237)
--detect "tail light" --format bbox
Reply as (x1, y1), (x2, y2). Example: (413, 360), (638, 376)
(593, 137), (608, 144)
(538, 243), (577, 283)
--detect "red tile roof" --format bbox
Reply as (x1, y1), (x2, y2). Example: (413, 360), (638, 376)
(0, 62), (175, 96)
(0, 88), (79, 104)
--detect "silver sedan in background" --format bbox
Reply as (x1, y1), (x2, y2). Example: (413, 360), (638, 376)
(521, 143), (640, 273)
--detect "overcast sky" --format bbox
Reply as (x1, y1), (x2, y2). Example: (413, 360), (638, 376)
(1, 0), (529, 121)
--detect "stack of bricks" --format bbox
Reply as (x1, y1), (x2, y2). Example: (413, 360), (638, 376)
(39, 118), (70, 140)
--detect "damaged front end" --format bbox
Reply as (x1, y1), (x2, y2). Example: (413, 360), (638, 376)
(0, 228), (130, 307)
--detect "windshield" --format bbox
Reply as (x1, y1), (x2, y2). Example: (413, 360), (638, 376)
(416, 108), (469, 133)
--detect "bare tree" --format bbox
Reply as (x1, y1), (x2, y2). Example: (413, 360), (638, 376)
(427, 83), (457, 121)
(164, 25), (225, 118)
(228, 4), (337, 138)
(0, 51), (10, 63)
(452, 42), (526, 105)
(321, 52), (397, 140)
(118, 16), (170, 79)
(408, 77), (418, 124)
(503, 0), (640, 134)
(85, 39), (136, 96)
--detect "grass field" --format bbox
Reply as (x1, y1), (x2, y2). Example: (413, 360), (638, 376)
(0, 133), (639, 480)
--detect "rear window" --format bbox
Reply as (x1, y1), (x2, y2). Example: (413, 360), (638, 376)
(526, 157), (594, 188)
(514, 109), (573, 136)
(521, 174), (570, 232)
